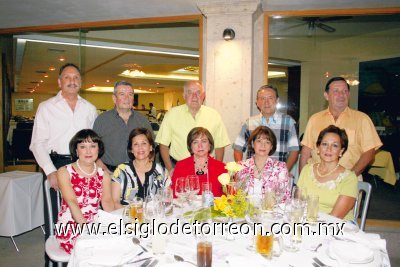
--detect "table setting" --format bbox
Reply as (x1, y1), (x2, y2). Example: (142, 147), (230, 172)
(67, 173), (390, 267)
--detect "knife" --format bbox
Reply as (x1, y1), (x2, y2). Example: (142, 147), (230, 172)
(140, 258), (152, 267)
(148, 259), (159, 267)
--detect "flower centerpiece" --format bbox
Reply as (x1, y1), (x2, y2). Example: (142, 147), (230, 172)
(218, 162), (242, 194)
(212, 189), (248, 219)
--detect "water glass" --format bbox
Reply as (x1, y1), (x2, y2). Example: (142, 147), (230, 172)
(175, 177), (188, 203)
(262, 187), (276, 211)
(306, 195), (319, 223)
(284, 200), (305, 252)
(123, 197), (143, 224)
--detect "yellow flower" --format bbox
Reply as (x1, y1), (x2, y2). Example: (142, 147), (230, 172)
(214, 195), (228, 211)
(218, 173), (230, 186)
(225, 161), (242, 173)
(113, 164), (126, 178)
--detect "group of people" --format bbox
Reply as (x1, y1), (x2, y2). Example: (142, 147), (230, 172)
(30, 63), (382, 260)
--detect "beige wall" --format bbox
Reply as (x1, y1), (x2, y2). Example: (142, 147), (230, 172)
(12, 91), (182, 117)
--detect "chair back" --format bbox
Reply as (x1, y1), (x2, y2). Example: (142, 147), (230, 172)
(44, 180), (61, 236)
(44, 180), (69, 267)
(353, 181), (372, 231)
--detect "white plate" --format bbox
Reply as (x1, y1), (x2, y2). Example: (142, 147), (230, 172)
(327, 240), (374, 264)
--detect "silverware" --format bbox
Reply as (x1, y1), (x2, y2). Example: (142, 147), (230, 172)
(126, 257), (153, 264)
(311, 243), (322, 252)
(174, 254), (196, 266)
(312, 263), (320, 267)
(140, 258), (152, 267)
(148, 259), (159, 267)
(313, 257), (331, 267)
(132, 237), (149, 252)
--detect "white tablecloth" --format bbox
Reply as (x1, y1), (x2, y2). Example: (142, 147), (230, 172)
(0, 171), (44, 236)
(69, 204), (390, 267)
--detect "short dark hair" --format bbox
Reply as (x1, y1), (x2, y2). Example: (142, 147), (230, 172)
(257, 84), (279, 98)
(69, 129), (104, 160)
(127, 128), (155, 160)
(114, 80), (133, 95)
(316, 125), (349, 155)
(187, 127), (214, 155)
(247, 126), (277, 156)
(325, 77), (350, 92)
(59, 63), (80, 77)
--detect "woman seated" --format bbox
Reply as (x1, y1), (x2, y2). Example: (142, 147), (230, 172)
(172, 127), (226, 197)
(298, 125), (357, 220)
(236, 126), (290, 200)
(56, 129), (114, 254)
(112, 128), (167, 208)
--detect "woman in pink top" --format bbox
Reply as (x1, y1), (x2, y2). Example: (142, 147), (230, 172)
(236, 126), (290, 202)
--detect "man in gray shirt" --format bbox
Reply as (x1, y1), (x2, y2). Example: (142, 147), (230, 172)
(93, 80), (152, 173)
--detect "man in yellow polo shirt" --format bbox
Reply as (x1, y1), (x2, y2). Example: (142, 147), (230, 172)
(156, 81), (230, 174)
(300, 77), (382, 176)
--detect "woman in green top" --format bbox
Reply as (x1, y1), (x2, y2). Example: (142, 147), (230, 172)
(298, 125), (357, 220)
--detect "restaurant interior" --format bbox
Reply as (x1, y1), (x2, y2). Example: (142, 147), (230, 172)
(0, 1), (400, 266)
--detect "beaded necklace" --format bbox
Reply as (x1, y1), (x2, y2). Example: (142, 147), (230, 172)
(316, 163), (340, 178)
(76, 159), (97, 177)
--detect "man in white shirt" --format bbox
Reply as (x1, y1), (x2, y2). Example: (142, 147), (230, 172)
(30, 63), (97, 266)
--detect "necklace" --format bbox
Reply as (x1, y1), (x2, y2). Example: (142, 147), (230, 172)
(76, 160), (97, 177)
(254, 160), (267, 180)
(316, 163), (340, 178)
(194, 159), (208, 175)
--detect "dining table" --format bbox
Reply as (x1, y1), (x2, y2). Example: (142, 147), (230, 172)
(67, 199), (390, 267)
(0, 171), (44, 251)
(368, 150), (397, 186)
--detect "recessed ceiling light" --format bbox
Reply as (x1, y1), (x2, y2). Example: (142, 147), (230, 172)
(40, 80), (43, 83)
(106, 79), (110, 83)
(59, 56), (65, 62)
(49, 67), (56, 71)
(44, 74), (49, 78)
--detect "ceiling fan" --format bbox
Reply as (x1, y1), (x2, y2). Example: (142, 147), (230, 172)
(300, 16), (353, 36)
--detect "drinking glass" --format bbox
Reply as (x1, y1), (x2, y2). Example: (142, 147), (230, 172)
(262, 187), (276, 211)
(306, 195), (319, 223)
(284, 199), (305, 252)
(187, 175), (200, 201)
(256, 213), (283, 259)
(175, 177), (188, 204)
(194, 208), (212, 267)
(143, 194), (163, 222)
(245, 195), (262, 251)
(122, 197), (143, 224)
(160, 186), (173, 216)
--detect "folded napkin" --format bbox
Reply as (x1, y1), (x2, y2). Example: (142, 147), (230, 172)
(68, 235), (141, 267)
(94, 209), (122, 225)
(342, 231), (387, 252)
(328, 240), (374, 264)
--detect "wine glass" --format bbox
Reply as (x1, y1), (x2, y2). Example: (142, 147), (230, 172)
(160, 186), (173, 216)
(283, 199), (305, 252)
(143, 194), (163, 223)
(175, 177), (188, 205)
(187, 175), (200, 201)
(245, 195), (262, 251)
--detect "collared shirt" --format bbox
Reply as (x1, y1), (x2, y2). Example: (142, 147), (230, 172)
(236, 157), (291, 201)
(93, 108), (153, 166)
(155, 104), (230, 161)
(30, 91), (97, 175)
(301, 107), (382, 170)
(233, 112), (300, 162)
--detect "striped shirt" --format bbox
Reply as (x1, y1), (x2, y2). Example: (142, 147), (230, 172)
(233, 112), (300, 162)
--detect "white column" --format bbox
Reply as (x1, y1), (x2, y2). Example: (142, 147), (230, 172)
(197, 0), (263, 162)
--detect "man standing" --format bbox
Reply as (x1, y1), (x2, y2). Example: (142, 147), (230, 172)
(93, 80), (152, 173)
(156, 80), (230, 174)
(233, 84), (300, 171)
(30, 63), (97, 265)
(148, 102), (157, 120)
(300, 77), (382, 176)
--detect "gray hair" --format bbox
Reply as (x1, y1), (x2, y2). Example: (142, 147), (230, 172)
(113, 80), (133, 95)
(257, 84), (279, 99)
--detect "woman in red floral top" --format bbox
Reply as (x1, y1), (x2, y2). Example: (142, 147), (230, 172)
(236, 126), (290, 202)
(55, 129), (114, 254)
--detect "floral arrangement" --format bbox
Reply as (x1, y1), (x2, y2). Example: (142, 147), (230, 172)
(218, 161), (243, 193)
(213, 189), (248, 218)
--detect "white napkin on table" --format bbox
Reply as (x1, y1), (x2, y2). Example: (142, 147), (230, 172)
(342, 231), (387, 251)
(68, 235), (141, 267)
(225, 254), (268, 267)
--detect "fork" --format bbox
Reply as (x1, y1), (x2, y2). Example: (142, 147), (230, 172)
(313, 257), (332, 267)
